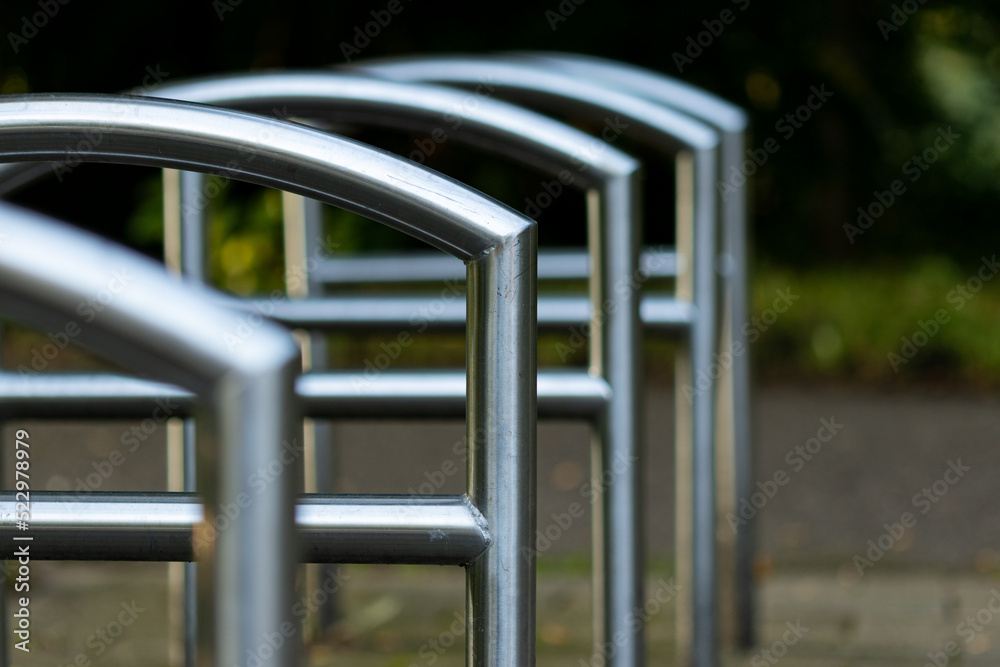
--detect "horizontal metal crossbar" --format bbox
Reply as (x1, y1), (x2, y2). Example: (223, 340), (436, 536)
(0, 492), (488, 565)
(299, 371), (610, 418)
(312, 247), (678, 284)
(0, 370), (609, 419)
(225, 293), (693, 333)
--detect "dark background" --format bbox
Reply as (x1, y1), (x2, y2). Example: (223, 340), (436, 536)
(3, 0), (997, 263)
(2, 0), (999, 382)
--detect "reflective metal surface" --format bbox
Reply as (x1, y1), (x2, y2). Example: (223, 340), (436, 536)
(162, 166), (206, 667)
(0, 200), (301, 667)
(0, 94), (526, 260)
(310, 248), (678, 284)
(526, 52), (755, 651)
(138, 70), (637, 665)
(0, 492), (489, 565)
(0, 94), (537, 667)
(466, 226), (537, 667)
(0, 370), (608, 419)
(360, 55), (720, 667)
(223, 293), (694, 332)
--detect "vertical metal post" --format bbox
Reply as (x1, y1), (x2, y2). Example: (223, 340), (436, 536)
(691, 148), (720, 667)
(724, 129), (754, 649)
(523, 54), (756, 649)
(353, 58), (723, 665)
(674, 152), (696, 666)
(587, 181), (644, 667)
(0, 94), (548, 667)
(0, 192), (303, 667)
(197, 357), (300, 667)
(165, 417), (185, 667)
(164, 168), (207, 667)
(466, 225), (536, 667)
(676, 147), (720, 667)
(0, 323), (6, 667)
(282, 192), (339, 639)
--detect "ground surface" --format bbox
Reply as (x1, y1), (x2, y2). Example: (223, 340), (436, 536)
(5, 382), (1000, 665)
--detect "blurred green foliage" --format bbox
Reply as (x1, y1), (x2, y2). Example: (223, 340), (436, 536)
(747, 258), (1000, 386)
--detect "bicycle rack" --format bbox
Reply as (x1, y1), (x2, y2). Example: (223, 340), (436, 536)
(0, 94), (537, 666)
(520, 52), (755, 652)
(139, 70), (645, 661)
(352, 56), (720, 667)
(0, 54), (748, 666)
(0, 200), (303, 667)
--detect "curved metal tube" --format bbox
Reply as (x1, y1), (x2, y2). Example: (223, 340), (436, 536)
(0, 95), (536, 667)
(0, 201), (301, 667)
(0, 94), (525, 260)
(144, 71), (637, 186)
(520, 52), (748, 132)
(358, 55), (721, 667)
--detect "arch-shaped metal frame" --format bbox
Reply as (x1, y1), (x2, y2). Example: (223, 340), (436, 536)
(0, 94), (536, 667)
(518, 52), (755, 650)
(355, 55), (721, 667)
(0, 74), (654, 663)
(0, 200), (301, 667)
(143, 70), (644, 659)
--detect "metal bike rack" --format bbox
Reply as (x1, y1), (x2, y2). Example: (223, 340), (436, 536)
(519, 52), (755, 651)
(140, 70), (646, 659)
(0, 94), (537, 666)
(353, 56), (721, 667)
(0, 201), (303, 667)
(0, 72), (653, 661)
